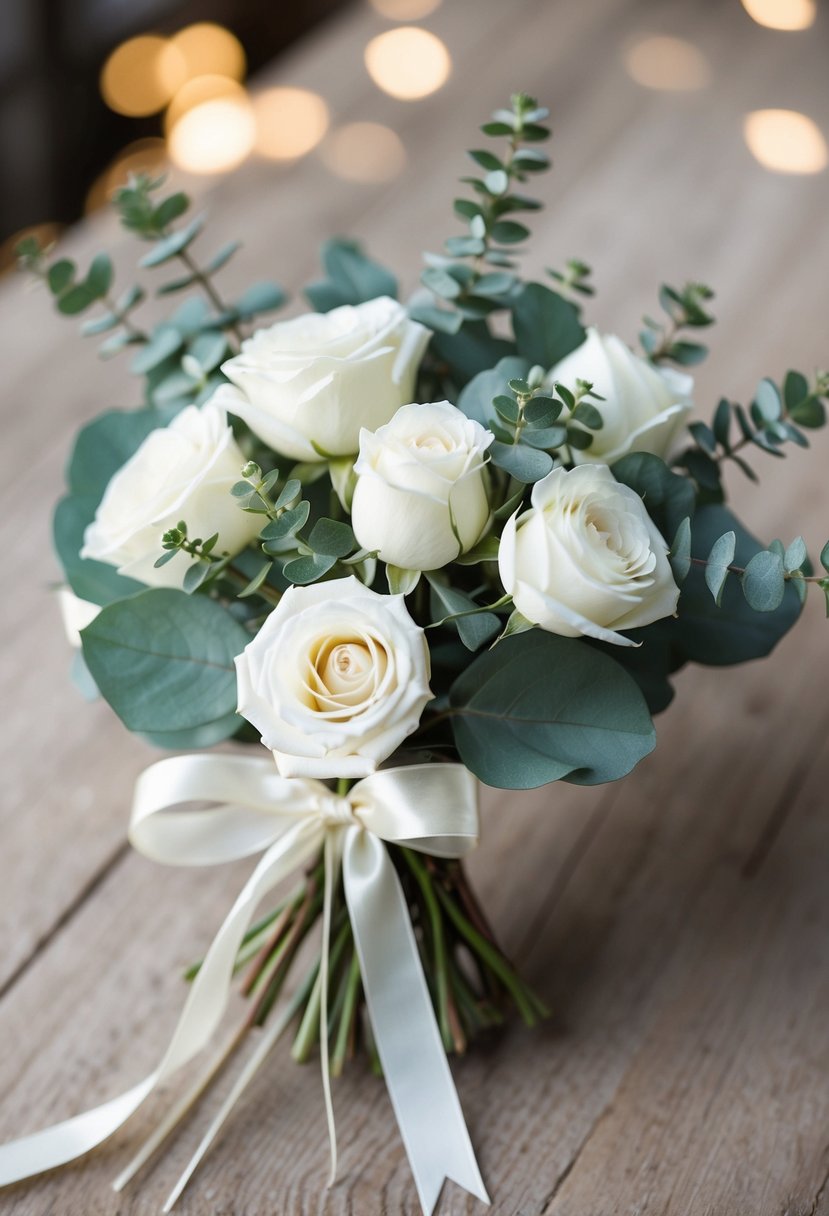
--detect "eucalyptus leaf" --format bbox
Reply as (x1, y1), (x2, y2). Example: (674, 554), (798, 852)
(131, 327), (183, 374)
(139, 215), (205, 268)
(140, 712), (243, 750)
(741, 550), (786, 612)
(188, 331), (228, 372)
(753, 377), (782, 423)
(81, 589), (248, 733)
(238, 561), (273, 598)
(86, 252), (114, 298)
(489, 440), (554, 483)
(57, 284), (96, 315)
(422, 266), (462, 299)
(81, 311), (119, 336)
(206, 241), (242, 274)
(426, 576), (501, 651)
(611, 452), (696, 540)
(48, 259), (75, 294)
(704, 531), (736, 606)
(260, 501), (311, 545)
(282, 553), (337, 584)
(511, 283), (585, 367)
(669, 517), (692, 583)
(54, 495), (145, 605)
(670, 505), (800, 664)
(449, 631), (655, 788)
(308, 517), (355, 558)
(428, 319), (515, 383)
(783, 535), (807, 573)
(305, 238), (397, 311)
(456, 356), (531, 427)
(235, 280), (286, 319)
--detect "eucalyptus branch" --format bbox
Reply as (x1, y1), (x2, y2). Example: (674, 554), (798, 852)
(174, 246), (244, 347)
(101, 292), (149, 343)
(415, 93), (552, 331)
(640, 281), (715, 367)
(676, 370), (828, 494)
(671, 517), (829, 616)
(155, 519), (281, 605)
(688, 555), (828, 584)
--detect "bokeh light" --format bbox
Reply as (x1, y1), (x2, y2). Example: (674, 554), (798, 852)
(168, 85), (256, 175)
(743, 109), (827, 174)
(100, 35), (185, 117)
(624, 35), (710, 91)
(85, 138), (167, 213)
(370, 0), (442, 17)
(165, 74), (244, 130)
(740, 0), (816, 30)
(253, 87), (330, 161)
(320, 122), (406, 182)
(364, 27), (451, 100)
(171, 23), (246, 82)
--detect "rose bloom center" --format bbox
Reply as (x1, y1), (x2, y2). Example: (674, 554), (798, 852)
(406, 432), (454, 455)
(306, 635), (389, 714)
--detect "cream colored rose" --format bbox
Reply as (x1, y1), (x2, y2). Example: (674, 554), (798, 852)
(498, 464), (679, 646)
(549, 327), (693, 463)
(350, 401), (493, 572)
(213, 296), (429, 463)
(235, 576), (432, 778)
(57, 588), (100, 648)
(81, 402), (260, 588)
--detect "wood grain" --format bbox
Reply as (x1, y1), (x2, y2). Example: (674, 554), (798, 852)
(0, 0), (828, 1211)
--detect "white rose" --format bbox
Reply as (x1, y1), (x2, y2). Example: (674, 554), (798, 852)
(549, 327), (693, 463)
(81, 402), (260, 589)
(57, 588), (100, 648)
(213, 296), (430, 462)
(498, 464), (679, 646)
(235, 576), (432, 778)
(351, 401), (494, 572)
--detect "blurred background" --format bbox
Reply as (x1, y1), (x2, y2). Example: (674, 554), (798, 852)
(1, 0), (827, 269)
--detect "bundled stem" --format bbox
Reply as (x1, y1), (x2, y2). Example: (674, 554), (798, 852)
(184, 843), (547, 1085)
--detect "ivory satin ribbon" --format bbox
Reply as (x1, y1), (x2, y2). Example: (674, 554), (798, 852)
(0, 755), (489, 1215)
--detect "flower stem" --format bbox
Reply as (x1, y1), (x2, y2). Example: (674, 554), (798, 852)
(331, 949), (362, 1077)
(433, 873), (549, 1026)
(403, 849), (463, 1053)
(291, 918), (351, 1062)
(176, 246), (244, 347)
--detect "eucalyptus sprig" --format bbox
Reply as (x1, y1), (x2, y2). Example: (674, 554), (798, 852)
(676, 369), (829, 495)
(487, 373), (604, 484)
(16, 173), (287, 412)
(670, 520), (829, 615)
(640, 281), (715, 367)
(415, 92), (553, 334)
(15, 237), (149, 358)
(547, 257), (595, 300)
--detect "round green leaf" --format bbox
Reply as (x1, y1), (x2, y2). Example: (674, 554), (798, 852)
(511, 283), (585, 367)
(449, 630), (656, 789)
(81, 589), (249, 733)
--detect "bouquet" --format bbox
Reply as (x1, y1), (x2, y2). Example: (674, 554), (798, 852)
(2, 92), (827, 1213)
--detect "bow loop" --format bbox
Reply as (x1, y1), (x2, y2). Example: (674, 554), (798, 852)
(350, 764), (480, 858)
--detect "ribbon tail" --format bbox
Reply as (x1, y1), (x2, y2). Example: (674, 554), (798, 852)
(0, 817), (322, 1186)
(343, 830), (489, 1216)
(319, 828), (339, 1188)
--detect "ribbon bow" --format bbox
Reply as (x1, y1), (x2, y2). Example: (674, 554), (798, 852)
(0, 755), (489, 1216)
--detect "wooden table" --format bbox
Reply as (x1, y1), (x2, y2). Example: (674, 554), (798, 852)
(1, 0), (828, 1211)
